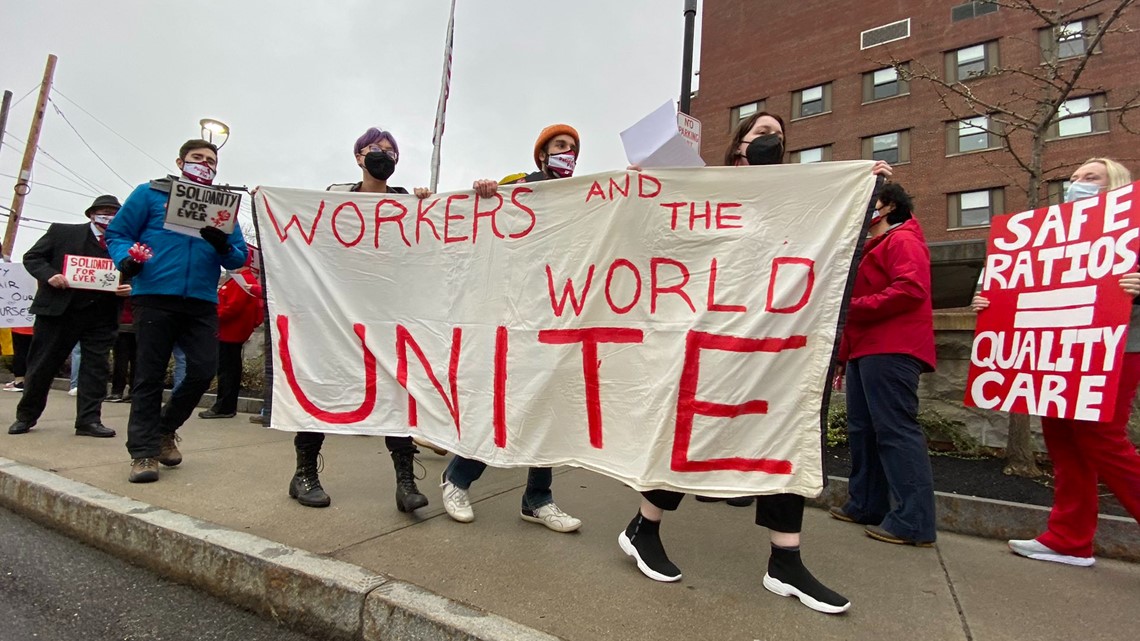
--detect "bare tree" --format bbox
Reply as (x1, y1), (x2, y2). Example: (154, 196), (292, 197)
(883, 0), (1138, 477)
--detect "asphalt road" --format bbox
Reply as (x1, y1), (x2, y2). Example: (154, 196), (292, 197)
(0, 506), (320, 641)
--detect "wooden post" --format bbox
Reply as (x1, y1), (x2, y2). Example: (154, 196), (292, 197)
(2, 54), (58, 261)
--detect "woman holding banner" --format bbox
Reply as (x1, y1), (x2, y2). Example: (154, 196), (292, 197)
(619, 112), (891, 615)
(973, 158), (1140, 567)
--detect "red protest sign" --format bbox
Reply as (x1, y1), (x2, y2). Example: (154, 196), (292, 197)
(965, 181), (1140, 422)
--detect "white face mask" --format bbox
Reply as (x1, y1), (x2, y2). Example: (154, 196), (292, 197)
(91, 215), (114, 227)
(181, 161), (216, 185)
(1064, 181), (1102, 203)
(546, 150), (577, 178)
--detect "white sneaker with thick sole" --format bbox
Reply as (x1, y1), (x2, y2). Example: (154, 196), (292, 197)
(440, 473), (474, 523)
(1008, 538), (1095, 567)
(762, 573), (851, 614)
(521, 502), (582, 533)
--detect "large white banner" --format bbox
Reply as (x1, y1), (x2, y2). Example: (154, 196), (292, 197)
(255, 162), (876, 496)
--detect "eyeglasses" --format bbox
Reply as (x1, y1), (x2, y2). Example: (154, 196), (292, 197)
(360, 144), (398, 160)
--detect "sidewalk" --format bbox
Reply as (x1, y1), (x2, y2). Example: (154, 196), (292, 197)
(0, 390), (1136, 641)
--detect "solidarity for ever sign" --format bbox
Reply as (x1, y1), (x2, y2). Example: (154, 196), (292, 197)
(255, 163), (876, 496)
(165, 179), (241, 237)
(965, 182), (1140, 422)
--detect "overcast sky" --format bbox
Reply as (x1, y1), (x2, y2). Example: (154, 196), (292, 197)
(0, 0), (701, 258)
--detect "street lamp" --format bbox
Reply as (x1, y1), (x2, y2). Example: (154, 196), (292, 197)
(199, 118), (230, 149)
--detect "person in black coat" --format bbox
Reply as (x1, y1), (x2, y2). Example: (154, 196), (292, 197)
(8, 194), (129, 437)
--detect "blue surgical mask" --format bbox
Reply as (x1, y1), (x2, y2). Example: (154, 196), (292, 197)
(1064, 181), (1102, 203)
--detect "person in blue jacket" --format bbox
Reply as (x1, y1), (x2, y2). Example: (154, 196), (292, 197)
(105, 138), (247, 483)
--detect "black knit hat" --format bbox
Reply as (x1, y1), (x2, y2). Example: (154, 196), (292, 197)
(85, 194), (121, 217)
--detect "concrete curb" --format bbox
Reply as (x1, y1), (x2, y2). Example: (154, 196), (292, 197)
(812, 476), (1139, 562)
(0, 457), (562, 641)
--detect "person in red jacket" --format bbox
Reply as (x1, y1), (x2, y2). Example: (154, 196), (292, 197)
(832, 182), (937, 546)
(199, 252), (263, 419)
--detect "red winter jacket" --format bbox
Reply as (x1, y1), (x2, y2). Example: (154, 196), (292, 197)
(839, 218), (936, 371)
(217, 271), (264, 344)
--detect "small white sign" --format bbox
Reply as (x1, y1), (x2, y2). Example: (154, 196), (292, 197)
(677, 112), (701, 153)
(164, 179), (242, 237)
(62, 255), (120, 291)
(619, 100), (706, 169)
(0, 263), (36, 327)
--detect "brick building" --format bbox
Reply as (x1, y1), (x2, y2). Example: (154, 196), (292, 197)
(690, 0), (1140, 242)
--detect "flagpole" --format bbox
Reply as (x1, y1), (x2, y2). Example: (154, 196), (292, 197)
(429, 0), (457, 193)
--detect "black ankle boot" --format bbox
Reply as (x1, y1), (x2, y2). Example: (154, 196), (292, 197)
(391, 450), (429, 513)
(289, 444), (330, 508)
(618, 512), (682, 582)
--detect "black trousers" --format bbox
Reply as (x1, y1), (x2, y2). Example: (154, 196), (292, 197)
(16, 310), (116, 426)
(210, 341), (244, 414)
(110, 331), (136, 394)
(294, 431), (416, 455)
(642, 490), (805, 534)
(125, 303), (218, 459)
(11, 332), (33, 377)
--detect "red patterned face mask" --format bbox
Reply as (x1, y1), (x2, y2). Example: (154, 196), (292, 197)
(181, 161), (216, 185)
(546, 150), (577, 178)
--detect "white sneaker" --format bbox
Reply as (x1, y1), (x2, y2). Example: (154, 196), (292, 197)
(1008, 538), (1095, 567)
(68, 387), (78, 397)
(440, 473), (474, 523)
(521, 502), (582, 533)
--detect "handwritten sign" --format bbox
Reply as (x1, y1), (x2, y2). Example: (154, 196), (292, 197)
(965, 182), (1140, 422)
(0, 263), (36, 327)
(164, 179), (241, 237)
(255, 163), (876, 497)
(62, 255), (120, 291)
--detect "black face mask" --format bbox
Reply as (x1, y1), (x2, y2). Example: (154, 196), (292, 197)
(744, 134), (784, 166)
(363, 152), (397, 181)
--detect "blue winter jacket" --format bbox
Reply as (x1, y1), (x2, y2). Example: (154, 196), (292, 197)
(105, 180), (248, 304)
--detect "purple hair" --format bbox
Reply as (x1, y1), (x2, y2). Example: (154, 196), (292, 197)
(354, 127), (399, 157)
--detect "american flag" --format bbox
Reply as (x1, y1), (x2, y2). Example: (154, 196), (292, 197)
(429, 0), (457, 193)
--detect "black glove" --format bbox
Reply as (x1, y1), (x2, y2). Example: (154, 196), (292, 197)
(199, 226), (231, 254)
(119, 258), (144, 279)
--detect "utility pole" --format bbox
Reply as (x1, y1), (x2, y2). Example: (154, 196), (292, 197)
(2, 54), (57, 261)
(0, 90), (13, 162)
(679, 0), (697, 115)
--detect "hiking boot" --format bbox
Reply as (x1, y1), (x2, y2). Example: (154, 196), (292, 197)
(440, 472), (474, 523)
(391, 450), (428, 513)
(129, 458), (159, 483)
(157, 433), (182, 467)
(1008, 538), (1095, 567)
(289, 443), (330, 508)
(521, 502), (582, 532)
(764, 546), (851, 614)
(618, 512), (681, 582)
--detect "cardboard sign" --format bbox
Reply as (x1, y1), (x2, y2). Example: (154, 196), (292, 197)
(965, 182), (1140, 422)
(0, 263), (36, 328)
(255, 162), (877, 497)
(62, 254), (120, 291)
(165, 179), (241, 236)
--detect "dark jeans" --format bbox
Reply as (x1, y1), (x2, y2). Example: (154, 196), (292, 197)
(110, 331), (136, 394)
(294, 431), (416, 455)
(210, 341), (244, 414)
(843, 354), (936, 541)
(642, 490), (805, 533)
(16, 311), (116, 426)
(445, 456), (554, 510)
(125, 303), (218, 459)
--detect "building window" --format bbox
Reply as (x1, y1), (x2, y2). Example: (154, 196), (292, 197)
(949, 188), (1005, 229)
(1040, 17), (1101, 62)
(948, 116), (1000, 154)
(946, 42), (998, 82)
(861, 18), (911, 49)
(1047, 179), (1072, 205)
(1048, 94), (1109, 138)
(862, 130), (910, 164)
(730, 100), (764, 129)
(791, 145), (832, 164)
(863, 65), (910, 102)
(792, 84), (831, 119)
(951, 1), (998, 22)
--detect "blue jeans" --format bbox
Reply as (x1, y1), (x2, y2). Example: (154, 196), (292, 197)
(70, 344), (81, 388)
(172, 344), (187, 391)
(444, 456), (553, 510)
(843, 354), (937, 542)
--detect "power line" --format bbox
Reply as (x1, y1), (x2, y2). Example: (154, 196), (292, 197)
(52, 88), (169, 172)
(0, 172), (96, 198)
(1, 141), (106, 194)
(10, 83), (39, 109)
(49, 99), (132, 188)
(2, 134), (109, 194)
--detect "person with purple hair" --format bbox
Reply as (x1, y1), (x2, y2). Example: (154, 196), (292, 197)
(287, 126), (431, 512)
